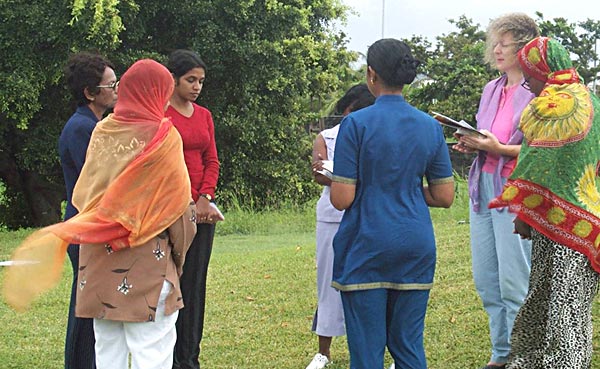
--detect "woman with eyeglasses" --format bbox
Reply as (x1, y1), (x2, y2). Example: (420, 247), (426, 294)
(452, 13), (539, 369)
(59, 51), (118, 369)
(166, 49), (221, 369)
(490, 36), (600, 368)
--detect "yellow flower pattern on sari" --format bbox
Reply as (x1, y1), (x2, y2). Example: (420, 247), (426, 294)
(520, 84), (592, 147)
(573, 220), (593, 238)
(491, 37), (600, 272)
(547, 206), (566, 225)
(523, 194), (543, 209)
(526, 46), (542, 65)
(576, 164), (600, 217)
(502, 185), (519, 201)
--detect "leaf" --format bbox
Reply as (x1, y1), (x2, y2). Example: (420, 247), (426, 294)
(111, 268), (130, 273)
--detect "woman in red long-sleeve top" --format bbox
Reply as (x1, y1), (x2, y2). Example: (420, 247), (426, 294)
(166, 49), (222, 369)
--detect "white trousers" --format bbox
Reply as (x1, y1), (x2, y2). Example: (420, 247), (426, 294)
(93, 281), (179, 369)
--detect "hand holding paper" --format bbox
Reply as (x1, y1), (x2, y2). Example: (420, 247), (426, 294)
(209, 202), (225, 221)
(431, 112), (486, 138)
(314, 160), (333, 178)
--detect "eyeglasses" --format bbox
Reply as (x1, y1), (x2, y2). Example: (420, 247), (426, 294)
(96, 80), (119, 91)
(493, 42), (518, 50)
(521, 78), (531, 90)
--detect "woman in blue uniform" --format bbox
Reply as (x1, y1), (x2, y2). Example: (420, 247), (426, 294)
(330, 38), (455, 369)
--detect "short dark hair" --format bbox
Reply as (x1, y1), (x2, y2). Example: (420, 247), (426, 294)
(335, 84), (375, 115)
(64, 52), (114, 106)
(367, 38), (420, 88)
(166, 49), (207, 78)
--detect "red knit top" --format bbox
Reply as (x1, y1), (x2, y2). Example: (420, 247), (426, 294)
(167, 103), (219, 202)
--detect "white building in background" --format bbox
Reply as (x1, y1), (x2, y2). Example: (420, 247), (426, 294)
(411, 73), (434, 88)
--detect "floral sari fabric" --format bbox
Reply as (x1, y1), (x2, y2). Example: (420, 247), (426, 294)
(490, 37), (600, 273)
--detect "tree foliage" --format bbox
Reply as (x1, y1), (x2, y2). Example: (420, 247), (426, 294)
(0, 0), (355, 228)
(3, 3), (600, 229)
(406, 16), (494, 132)
(117, 0), (357, 210)
(535, 12), (600, 92)
(0, 0), (110, 228)
(406, 14), (600, 136)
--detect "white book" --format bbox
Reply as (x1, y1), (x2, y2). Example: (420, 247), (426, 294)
(210, 202), (225, 221)
(315, 160), (333, 178)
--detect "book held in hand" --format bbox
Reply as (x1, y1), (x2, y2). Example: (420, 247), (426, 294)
(431, 111), (486, 138)
(315, 160), (333, 179)
(210, 202), (225, 221)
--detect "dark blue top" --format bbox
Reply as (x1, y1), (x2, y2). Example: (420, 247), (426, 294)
(331, 95), (453, 291)
(58, 105), (99, 220)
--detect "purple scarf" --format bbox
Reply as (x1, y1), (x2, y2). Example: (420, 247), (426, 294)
(468, 74), (535, 212)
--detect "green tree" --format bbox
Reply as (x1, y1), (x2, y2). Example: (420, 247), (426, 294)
(0, 0), (355, 228)
(536, 12), (600, 92)
(0, 0), (124, 228)
(406, 14), (600, 136)
(406, 16), (494, 133)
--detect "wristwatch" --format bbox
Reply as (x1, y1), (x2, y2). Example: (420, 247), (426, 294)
(199, 193), (213, 201)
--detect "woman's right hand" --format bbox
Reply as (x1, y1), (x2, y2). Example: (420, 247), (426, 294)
(452, 140), (478, 154)
(459, 129), (501, 153)
(450, 133), (476, 153)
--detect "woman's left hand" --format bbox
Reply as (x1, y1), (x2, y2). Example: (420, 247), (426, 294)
(196, 198), (221, 224)
(513, 218), (532, 240)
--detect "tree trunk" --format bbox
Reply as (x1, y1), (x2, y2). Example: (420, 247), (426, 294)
(0, 155), (64, 228)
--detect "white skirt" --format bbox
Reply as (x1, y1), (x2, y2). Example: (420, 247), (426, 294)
(312, 221), (345, 337)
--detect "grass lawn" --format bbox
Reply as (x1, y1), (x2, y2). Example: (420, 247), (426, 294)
(1, 188), (599, 368)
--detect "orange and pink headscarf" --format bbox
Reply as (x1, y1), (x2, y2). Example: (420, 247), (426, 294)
(3, 59), (192, 311)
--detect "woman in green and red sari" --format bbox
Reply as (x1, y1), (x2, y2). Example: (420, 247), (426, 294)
(490, 36), (600, 368)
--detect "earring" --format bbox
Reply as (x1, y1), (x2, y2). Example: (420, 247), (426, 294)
(370, 79), (375, 84)
(90, 97), (95, 101)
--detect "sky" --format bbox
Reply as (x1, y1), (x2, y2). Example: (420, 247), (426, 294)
(339, 0), (600, 53)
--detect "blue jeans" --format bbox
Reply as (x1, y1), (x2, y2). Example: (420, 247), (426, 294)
(470, 172), (531, 364)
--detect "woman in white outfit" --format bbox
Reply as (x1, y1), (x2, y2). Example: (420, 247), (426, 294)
(306, 84), (374, 369)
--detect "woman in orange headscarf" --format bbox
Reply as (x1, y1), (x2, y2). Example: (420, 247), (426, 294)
(3, 59), (196, 369)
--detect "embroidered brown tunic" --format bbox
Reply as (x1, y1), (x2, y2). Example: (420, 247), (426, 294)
(75, 204), (196, 322)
